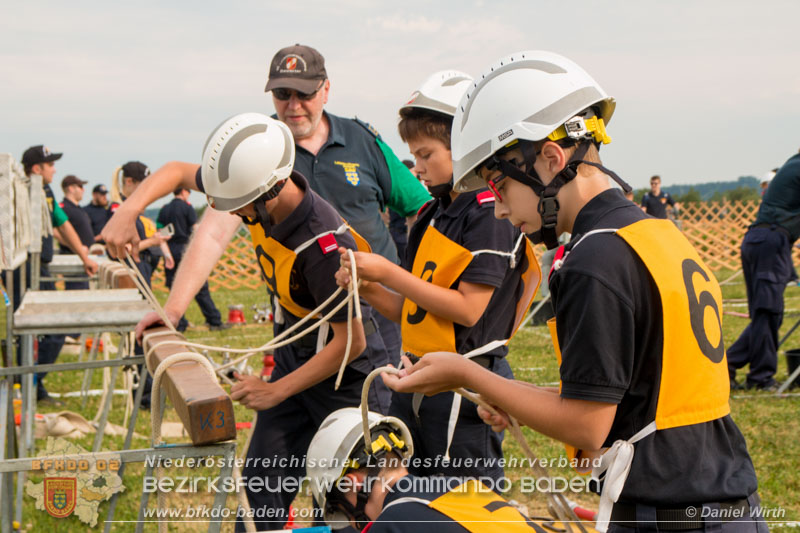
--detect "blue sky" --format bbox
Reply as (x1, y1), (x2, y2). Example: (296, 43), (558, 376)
(2, 1), (799, 207)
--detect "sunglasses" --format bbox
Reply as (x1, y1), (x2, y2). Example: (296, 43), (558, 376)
(272, 81), (324, 102)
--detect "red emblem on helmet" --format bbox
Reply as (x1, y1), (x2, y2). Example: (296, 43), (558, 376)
(286, 57), (297, 70)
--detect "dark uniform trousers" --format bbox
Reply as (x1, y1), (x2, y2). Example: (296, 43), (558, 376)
(165, 243), (222, 330)
(236, 324), (391, 532)
(389, 356), (513, 483)
(608, 493), (768, 533)
(12, 262), (65, 399)
(727, 226), (793, 386)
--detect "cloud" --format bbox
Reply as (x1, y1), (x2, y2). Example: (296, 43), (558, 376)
(366, 15), (443, 34)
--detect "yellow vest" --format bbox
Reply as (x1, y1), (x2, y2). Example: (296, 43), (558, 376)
(139, 216), (157, 238)
(248, 222), (370, 319)
(384, 479), (598, 533)
(401, 225), (540, 357)
(549, 219), (729, 463)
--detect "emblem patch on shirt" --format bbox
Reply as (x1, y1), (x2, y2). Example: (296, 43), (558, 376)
(334, 161), (361, 186)
(317, 233), (339, 254)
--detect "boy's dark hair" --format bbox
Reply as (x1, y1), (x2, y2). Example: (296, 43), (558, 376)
(174, 187), (189, 196)
(398, 108), (453, 148)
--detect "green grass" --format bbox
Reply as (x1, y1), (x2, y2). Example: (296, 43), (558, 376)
(2, 272), (800, 530)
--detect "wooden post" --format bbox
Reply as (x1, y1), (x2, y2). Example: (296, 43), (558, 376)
(143, 327), (236, 445)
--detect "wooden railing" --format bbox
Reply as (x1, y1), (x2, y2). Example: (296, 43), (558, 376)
(150, 200), (797, 291)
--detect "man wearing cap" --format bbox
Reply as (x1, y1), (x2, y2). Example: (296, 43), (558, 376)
(84, 184), (112, 239)
(104, 44), (430, 361)
(14, 145), (98, 404)
(60, 174), (96, 290)
(264, 44), (431, 360)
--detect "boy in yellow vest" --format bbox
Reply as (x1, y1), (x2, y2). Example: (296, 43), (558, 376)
(307, 407), (546, 533)
(337, 71), (538, 482)
(102, 113), (390, 531)
(383, 51), (764, 533)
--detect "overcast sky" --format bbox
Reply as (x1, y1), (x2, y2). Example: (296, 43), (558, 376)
(2, 1), (799, 207)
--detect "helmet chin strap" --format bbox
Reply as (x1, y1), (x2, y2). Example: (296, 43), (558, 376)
(427, 178), (453, 200)
(234, 180), (287, 236)
(329, 483), (372, 531)
(490, 141), (632, 250)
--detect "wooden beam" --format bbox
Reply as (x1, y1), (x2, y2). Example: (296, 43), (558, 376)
(143, 326), (236, 445)
(100, 262), (137, 289)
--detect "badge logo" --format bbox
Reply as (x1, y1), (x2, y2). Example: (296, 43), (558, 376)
(278, 54), (306, 74)
(44, 477), (77, 518)
(334, 161), (361, 186)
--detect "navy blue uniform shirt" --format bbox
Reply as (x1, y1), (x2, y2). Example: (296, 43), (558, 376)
(157, 196), (197, 248)
(60, 197), (94, 251)
(640, 190), (675, 219)
(754, 153), (800, 240)
(83, 203), (111, 236)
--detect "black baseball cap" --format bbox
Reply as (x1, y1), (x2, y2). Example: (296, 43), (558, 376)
(92, 184), (108, 194)
(61, 175), (87, 190)
(265, 44), (327, 94)
(22, 145), (62, 167)
(121, 161), (150, 182)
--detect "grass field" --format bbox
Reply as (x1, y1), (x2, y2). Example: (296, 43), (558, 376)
(3, 269), (800, 531)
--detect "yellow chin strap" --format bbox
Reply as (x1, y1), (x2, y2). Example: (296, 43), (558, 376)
(547, 115), (612, 145)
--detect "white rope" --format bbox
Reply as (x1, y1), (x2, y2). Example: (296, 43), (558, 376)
(358, 365), (583, 532)
(150, 352), (217, 533)
(119, 246), (363, 531)
(335, 248), (361, 390)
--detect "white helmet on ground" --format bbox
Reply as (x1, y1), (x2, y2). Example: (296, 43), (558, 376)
(400, 70), (473, 118)
(201, 112), (295, 211)
(306, 407), (413, 529)
(452, 50), (616, 192)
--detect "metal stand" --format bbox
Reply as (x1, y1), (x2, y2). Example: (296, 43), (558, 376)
(0, 288), (153, 532)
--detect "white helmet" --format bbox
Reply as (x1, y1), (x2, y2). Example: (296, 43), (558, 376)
(400, 70), (473, 118)
(200, 112), (295, 211)
(452, 50), (616, 192)
(306, 407), (413, 529)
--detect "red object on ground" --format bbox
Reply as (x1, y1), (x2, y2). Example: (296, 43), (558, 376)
(262, 354), (275, 377)
(85, 337), (104, 352)
(572, 506), (597, 521)
(235, 422), (252, 430)
(227, 305), (246, 325)
(286, 505), (295, 528)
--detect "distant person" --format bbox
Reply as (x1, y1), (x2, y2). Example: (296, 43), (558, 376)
(641, 174), (680, 219)
(14, 145), (98, 404)
(84, 184), (112, 239)
(760, 169), (778, 197)
(118, 160), (174, 409)
(157, 187), (227, 331)
(59, 174), (95, 290)
(729, 153), (800, 391)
